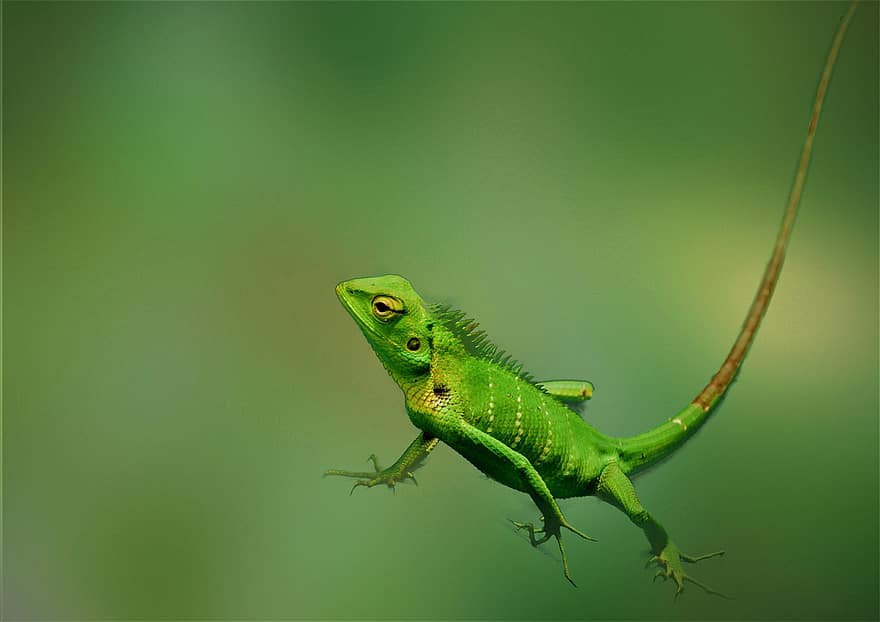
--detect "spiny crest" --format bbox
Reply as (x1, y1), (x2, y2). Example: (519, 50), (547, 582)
(428, 303), (541, 385)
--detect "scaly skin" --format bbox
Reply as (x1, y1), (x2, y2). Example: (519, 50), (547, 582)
(324, 2), (858, 597)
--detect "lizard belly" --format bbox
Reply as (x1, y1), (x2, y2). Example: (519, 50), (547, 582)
(533, 412), (613, 498)
(448, 432), (531, 493)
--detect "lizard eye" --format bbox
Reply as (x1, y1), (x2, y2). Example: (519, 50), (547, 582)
(371, 295), (402, 320)
(406, 337), (421, 351)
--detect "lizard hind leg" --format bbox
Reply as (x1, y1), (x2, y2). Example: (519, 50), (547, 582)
(598, 462), (730, 599)
(453, 419), (595, 587)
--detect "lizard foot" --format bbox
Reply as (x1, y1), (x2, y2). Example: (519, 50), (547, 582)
(647, 541), (731, 600)
(510, 516), (595, 587)
(324, 454), (417, 494)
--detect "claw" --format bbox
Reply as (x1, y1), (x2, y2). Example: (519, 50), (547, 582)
(648, 543), (732, 600)
(325, 468), (380, 479)
(555, 533), (577, 588)
(681, 550), (725, 564)
(511, 519), (583, 587)
(511, 520), (552, 547)
(682, 574), (734, 600)
(510, 520), (529, 535)
(327, 455), (415, 493)
(562, 521), (597, 542)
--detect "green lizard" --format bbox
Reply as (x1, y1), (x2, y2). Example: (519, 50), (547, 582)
(325, 3), (858, 597)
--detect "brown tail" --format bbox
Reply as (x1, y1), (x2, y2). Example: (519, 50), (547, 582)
(692, 0), (859, 413)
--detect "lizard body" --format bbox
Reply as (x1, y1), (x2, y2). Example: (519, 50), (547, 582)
(325, 2), (858, 596)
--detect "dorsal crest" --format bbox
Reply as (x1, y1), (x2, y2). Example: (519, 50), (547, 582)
(428, 303), (539, 385)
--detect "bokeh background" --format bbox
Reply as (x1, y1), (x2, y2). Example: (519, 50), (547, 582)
(4, 2), (878, 620)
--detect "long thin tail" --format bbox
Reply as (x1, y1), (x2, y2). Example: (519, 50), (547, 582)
(620, 1), (859, 475)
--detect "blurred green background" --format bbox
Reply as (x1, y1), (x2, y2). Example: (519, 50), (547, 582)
(4, 2), (878, 620)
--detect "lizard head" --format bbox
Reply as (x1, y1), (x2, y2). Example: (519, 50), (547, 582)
(336, 274), (433, 381)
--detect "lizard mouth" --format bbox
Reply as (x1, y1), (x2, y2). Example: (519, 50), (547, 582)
(335, 282), (362, 323)
(335, 282), (390, 344)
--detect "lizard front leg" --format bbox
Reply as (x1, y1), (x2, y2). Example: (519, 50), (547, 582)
(538, 379), (594, 403)
(324, 432), (438, 494)
(597, 461), (728, 599)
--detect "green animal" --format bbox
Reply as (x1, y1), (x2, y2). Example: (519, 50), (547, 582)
(325, 3), (857, 597)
